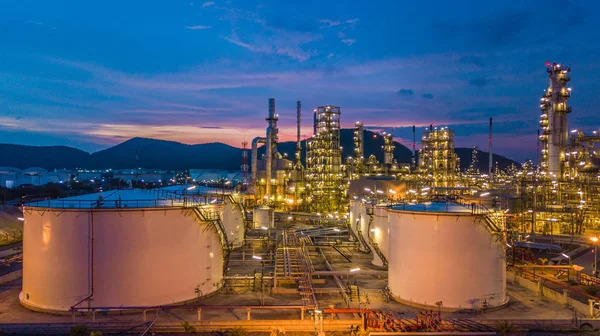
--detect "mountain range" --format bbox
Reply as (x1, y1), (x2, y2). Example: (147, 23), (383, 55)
(0, 129), (518, 172)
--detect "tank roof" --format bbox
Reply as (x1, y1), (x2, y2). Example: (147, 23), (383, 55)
(24, 189), (224, 209)
(391, 201), (472, 213)
(160, 185), (225, 194)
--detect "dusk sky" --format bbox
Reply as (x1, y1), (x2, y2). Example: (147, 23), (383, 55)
(1, 0), (599, 162)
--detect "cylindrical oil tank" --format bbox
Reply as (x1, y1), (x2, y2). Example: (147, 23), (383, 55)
(20, 206), (224, 312)
(388, 208), (507, 310)
(349, 200), (370, 251)
(220, 201), (245, 248)
(370, 205), (389, 267)
(253, 205), (274, 229)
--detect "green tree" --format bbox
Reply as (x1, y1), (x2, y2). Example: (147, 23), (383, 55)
(181, 321), (196, 333)
(228, 326), (247, 336)
(69, 325), (89, 336)
(495, 321), (517, 336)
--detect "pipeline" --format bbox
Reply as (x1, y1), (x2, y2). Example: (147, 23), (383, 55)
(71, 210), (94, 310)
(251, 137), (266, 183)
(318, 248), (352, 308)
(489, 117), (493, 181)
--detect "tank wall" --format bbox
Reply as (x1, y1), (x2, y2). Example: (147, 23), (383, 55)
(221, 202), (244, 248)
(350, 200), (375, 251)
(370, 206), (389, 266)
(22, 208), (223, 311)
(388, 211), (506, 309)
(349, 200), (361, 234)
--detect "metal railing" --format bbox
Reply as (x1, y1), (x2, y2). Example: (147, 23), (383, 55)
(25, 198), (185, 209)
(187, 196), (231, 274)
(24, 188), (230, 210)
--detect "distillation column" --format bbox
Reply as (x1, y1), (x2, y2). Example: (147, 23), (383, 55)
(383, 132), (395, 165)
(354, 122), (364, 162)
(306, 105), (344, 213)
(295, 101), (302, 167)
(539, 62), (572, 177)
(265, 98), (279, 199)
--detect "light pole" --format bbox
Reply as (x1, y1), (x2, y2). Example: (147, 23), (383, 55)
(591, 237), (599, 277)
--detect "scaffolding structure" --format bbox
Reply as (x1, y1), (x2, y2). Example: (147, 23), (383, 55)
(306, 105), (346, 213)
(418, 126), (459, 187)
(241, 140), (249, 185)
(383, 132), (395, 166)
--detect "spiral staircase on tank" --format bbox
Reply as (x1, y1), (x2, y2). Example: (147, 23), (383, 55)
(190, 205), (231, 274)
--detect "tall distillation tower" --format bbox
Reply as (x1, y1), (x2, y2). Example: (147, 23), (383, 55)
(419, 126), (458, 187)
(539, 62), (572, 178)
(306, 105), (346, 213)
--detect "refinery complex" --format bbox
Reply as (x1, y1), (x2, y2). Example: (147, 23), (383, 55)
(3, 63), (600, 335)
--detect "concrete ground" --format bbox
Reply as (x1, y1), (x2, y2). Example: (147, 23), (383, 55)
(0, 278), (578, 324)
(0, 239), (579, 326)
(0, 228), (583, 329)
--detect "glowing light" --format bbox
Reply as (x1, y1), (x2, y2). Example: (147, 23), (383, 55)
(349, 268), (360, 272)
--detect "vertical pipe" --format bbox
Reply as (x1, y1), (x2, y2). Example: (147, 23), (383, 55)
(535, 129), (542, 173)
(489, 117), (493, 181)
(251, 138), (266, 183)
(266, 98), (275, 199)
(297, 101), (301, 144)
(296, 101), (302, 166)
(313, 109), (317, 136)
(412, 125), (416, 169)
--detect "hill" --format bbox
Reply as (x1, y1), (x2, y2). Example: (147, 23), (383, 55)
(0, 131), (519, 171)
(89, 137), (241, 170)
(0, 143), (90, 169)
(455, 147), (519, 172)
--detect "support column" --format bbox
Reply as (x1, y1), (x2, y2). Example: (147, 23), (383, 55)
(247, 308), (251, 321)
(589, 299), (596, 318)
(537, 278), (543, 298)
(301, 308), (305, 321)
(197, 308), (202, 321)
(563, 289), (569, 307)
(143, 310), (147, 322)
(92, 310), (96, 322)
(319, 314), (324, 335)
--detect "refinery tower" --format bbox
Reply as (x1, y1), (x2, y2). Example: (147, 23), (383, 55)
(539, 62), (572, 177)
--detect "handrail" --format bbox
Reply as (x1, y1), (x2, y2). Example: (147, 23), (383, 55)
(24, 187), (233, 210)
(139, 318), (157, 336)
(513, 266), (600, 302)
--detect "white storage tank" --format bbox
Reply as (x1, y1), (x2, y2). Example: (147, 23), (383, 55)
(220, 200), (244, 248)
(369, 205), (389, 267)
(20, 190), (225, 313)
(349, 199), (370, 252)
(387, 202), (507, 310)
(253, 205), (274, 229)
